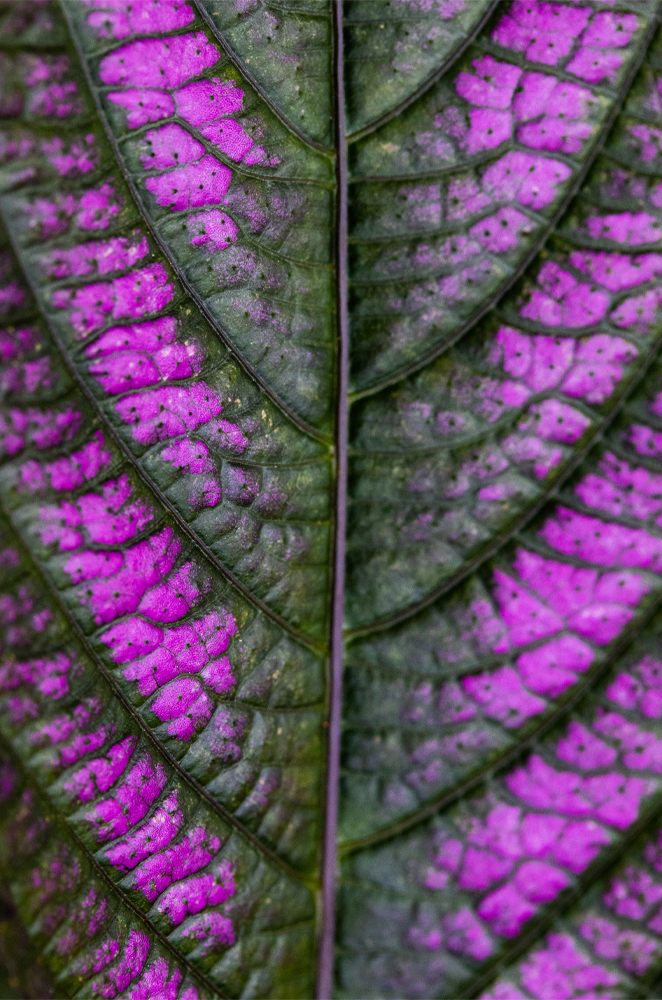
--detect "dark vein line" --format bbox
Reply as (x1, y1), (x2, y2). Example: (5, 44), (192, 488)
(0, 491), (313, 890)
(347, 384), (597, 460)
(473, 34), (631, 97)
(191, 0), (334, 155)
(601, 144), (662, 177)
(112, 108), (334, 191)
(345, 321), (662, 642)
(340, 576), (662, 857)
(345, 0), (501, 143)
(348, 143), (580, 184)
(59, 4), (332, 447)
(547, 487), (662, 535)
(317, 3), (347, 997)
(348, 8), (661, 402)
(0, 202), (328, 658)
(0, 733), (226, 1000)
(348, 205), (547, 250)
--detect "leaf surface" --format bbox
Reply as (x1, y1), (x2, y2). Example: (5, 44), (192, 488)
(3, 1), (662, 998)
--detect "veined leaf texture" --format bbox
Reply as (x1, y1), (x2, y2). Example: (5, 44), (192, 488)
(7, 0), (662, 997)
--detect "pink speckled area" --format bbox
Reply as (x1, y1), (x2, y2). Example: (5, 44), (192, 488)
(105, 790), (182, 872)
(481, 933), (621, 999)
(128, 957), (193, 1000)
(99, 24), (281, 234)
(43, 134), (98, 176)
(84, 756), (167, 841)
(85, 316), (204, 392)
(484, 810), (662, 994)
(451, 49), (602, 158)
(40, 234), (148, 280)
(64, 735), (137, 802)
(37, 474), (155, 550)
(128, 825), (221, 902)
(0, 406), (82, 458)
(405, 554), (662, 969)
(493, 325), (637, 403)
(157, 857), (234, 925)
(22, 183), (121, 237)
(17, 432), (112, 492)
(104, 608), (236, 696)
(539, 505), (662, 569)
(87, 930), (150, 996)
(0, 652), (72, 702)
(521, 262), (609, 328)
(493, 2), (638, 85)
(114, 383), (223, 445)
(83, 0), (194, 40)
(99, 34), (218, 89)
(51, 263), (174, 338)
(422, 514), (656, 738)
(482, 152), (571, 210)
(0, 327), (55, 395)
(144, 156), (232, 212)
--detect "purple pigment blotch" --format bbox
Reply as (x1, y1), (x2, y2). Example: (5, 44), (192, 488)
(156, 857), (235, 925)
(64, 735), (136, 803)
(106, 608), (236, 698)
(84, 757), (167, 841)
(83, 0), (194, 40)
(114, 383), (223, 444)
(99, 34), (219, 90)
(128, 825), (221, 901)
(105, 791), (182, 872)
(521, 263), (609, 328)
(85, 316), (203, 393)
(18, 432), (112, 492)
(145, 156), (232, 212)
(52, 264), (174, 339)
(41, 235), (148, 280)
(37, 474), (155, 550)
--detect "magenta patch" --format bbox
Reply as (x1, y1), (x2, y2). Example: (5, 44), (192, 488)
(18, 432), (112, 492)
(37, 474), (154, 550)
(86, 316), (203, 393)
(41, 235), (148, 280)
(52, 264), (174, 338)
(83, 0), (194, 39)
(84, 757), (167, 841)
(114, 383), (223, 445)
(521, 262), (609, 328)
(99, 33), (219, 89)
(64, 735), (136, 803)
(145, 155), (232, 212)
(175, 78), (244, 128)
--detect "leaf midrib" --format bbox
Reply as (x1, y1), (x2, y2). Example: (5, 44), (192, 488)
(317, 1), (349, 995)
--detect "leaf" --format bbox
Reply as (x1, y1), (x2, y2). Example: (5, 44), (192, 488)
(2, 1), (662, 998)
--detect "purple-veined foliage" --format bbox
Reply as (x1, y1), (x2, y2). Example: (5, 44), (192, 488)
(2, 0), (662, 998)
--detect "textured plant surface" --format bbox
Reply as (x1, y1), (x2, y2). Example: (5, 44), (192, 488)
(6, 0), (662, 997)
